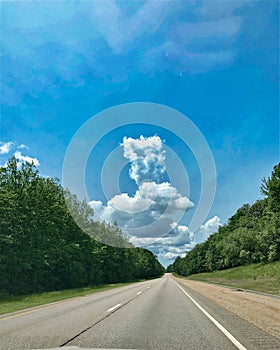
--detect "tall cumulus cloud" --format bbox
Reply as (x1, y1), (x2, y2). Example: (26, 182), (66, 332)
(89, 135), (220, 265)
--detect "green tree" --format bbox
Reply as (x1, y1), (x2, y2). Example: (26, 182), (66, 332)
(0, 157), (164, 295)
(168, 163), (280, 276)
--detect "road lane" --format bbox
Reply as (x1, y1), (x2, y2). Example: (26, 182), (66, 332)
(0, 279), (155, 350)
(68, 274), (238, 350)
(1, 274), (279, 350)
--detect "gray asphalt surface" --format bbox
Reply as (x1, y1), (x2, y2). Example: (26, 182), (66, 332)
(1, 274), (279, 350)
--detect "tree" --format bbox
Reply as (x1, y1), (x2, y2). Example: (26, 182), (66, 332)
(0, 157), (164, 295)
(167, 163), (280, 276)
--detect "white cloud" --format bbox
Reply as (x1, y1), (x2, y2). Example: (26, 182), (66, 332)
(158, 247), (188, 262)
(0, 143), (39, 169)
(200, 215), (221, 234)
(122, 135), (166, 185)
(196, 215), (222, 241)
(109, 192), (153, 214)
(129, 223), (194, 247)
(89, 180), (193, 237)
(129, 223), (196, 266)
(138, 181), (194, 213)
(17, 144), (28, 150)
(88, 135), (220, 267)
(14, 151), (40, 167)
(153, 216), (222, 265)
(161, 252), (177, 260)
(89, 200), (105, 214)
(156, 240), (197, 264)
(0, 141), (14, 154)
(88, 135), (194, 256)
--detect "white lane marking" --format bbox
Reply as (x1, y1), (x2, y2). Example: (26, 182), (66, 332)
(106, 303), (122, 313)
(174, 280), (247, 350)
(137, 291), (142, 295)
(147, 286), (150, 289)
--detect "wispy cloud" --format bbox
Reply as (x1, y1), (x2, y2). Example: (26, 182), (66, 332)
(17, 144), (28, 150)
(199, 0), (250, 19)
(91, 0), (175, 54)
(171, 16), (241, 44)
(1, 0), (257, 106)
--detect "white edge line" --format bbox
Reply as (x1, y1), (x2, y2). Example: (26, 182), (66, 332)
(174, 280), (247, 350)
(106, 303), (122, 313)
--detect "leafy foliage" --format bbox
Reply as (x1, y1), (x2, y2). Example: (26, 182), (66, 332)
(167, 163), (280, 275)
(0, 157), (164, 296)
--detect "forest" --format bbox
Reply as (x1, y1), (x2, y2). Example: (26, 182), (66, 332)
(167, 163), (280, 276)
(0, 157), (164, 296)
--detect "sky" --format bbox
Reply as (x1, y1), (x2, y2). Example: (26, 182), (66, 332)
(0, 0), (279, 266)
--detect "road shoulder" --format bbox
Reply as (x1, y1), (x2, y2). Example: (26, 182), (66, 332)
(172, 275), (280, 340)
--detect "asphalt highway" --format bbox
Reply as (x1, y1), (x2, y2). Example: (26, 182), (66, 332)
(1, 274), (279, 350)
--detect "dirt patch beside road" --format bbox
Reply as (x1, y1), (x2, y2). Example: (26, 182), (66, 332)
(173, 276), (280, 339)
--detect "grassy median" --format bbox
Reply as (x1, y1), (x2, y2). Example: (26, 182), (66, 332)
(185, 261), (280, 295)
(0, 281), (139, 316)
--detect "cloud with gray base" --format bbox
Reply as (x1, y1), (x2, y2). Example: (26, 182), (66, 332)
(89, 136), (194, 238)
(89, 135), (221, 264)
(149, 216), (222, 264)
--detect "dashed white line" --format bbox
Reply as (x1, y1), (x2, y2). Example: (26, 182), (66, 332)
(106, 303), (122, 313)
(137, 291), (142, 295)
(174, 280), (247, 350)
(147, 286), (151, 289)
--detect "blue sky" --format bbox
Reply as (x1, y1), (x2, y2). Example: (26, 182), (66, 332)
(1, 0), (279, 266)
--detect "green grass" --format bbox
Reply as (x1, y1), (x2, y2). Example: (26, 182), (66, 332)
(184, 261), (280, 295)
(0, 281), (139, 316)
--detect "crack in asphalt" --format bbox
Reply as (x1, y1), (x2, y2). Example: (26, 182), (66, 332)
(59, 285), (152, 347)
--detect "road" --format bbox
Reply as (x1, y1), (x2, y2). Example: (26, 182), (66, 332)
(1, 274), (279, 350)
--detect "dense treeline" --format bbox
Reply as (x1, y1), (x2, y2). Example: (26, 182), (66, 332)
(0, 158), (164, 295)
(167, 163), (280, 276)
